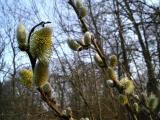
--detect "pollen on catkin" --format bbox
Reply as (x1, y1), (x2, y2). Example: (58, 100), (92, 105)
(84, 31), (91, 46)
(67, 38), (82, 51)
(30, 26), (52, 62)
(118, 94), (128, 105)
(110, 55), (117, 69)
(94, 53), (105, 67)
(19, 69), (33, 88)
(16, 23), (26, 50)
(119, 77), (135, 95)
(107, 67), (116, 80)
(33, 61), (49, 87)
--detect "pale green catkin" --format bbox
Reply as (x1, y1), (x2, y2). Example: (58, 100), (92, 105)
(67, 38), (82, 51)
(84, 31), (91, 46)
(33, 61), (49, 87)
(16, 23), (26, 49)
(94, 53), (105, 67)
(110, 55), (117, 68)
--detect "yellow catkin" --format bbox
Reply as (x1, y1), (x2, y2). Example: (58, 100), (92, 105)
(19, 69), (33, 88)
(94, 53), (104, 67)
(110, 55), (117, 68)
(118, 94), (128, 105)
(67, 38), (82, 51)
(30, 26), (52, 62)
(107, 67), (116, 80)
(119, 77), (135, 95)
(33, 61), (49, 87)
(84, 31), (91, 46)
(16, 23), (26, 49)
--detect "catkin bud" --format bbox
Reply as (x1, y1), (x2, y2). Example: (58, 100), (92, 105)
(76, 0), (82, 10)
(67, 38), (82, 51)
(108, 67), (116, 80)
(147, 93), (158, 111)
(30, 26), (52, 62)
(84, 31), (91, 46)
(94, 53), (105, 67)
(33, 61), (49, 87)
(79, 6), (87, 18)
(119, 77), (135, 95)
(106, 80), (114, 87)
(16, 23), (26, 50)
(19, 69), (33, 88)
(118, 94), (128, 105)
(41, 82), (52, 97)
(133, 103), (139, 112)
(110, 55), (117, 68)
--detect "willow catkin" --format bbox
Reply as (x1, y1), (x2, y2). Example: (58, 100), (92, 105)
(147, 93), (158, 111)
(30, 26), (52, 62)
(79, 6), (87, 18)
(119, 77), (135, 95)
(84, 31), (91, 46)
(76, 0), (82, 10)
(94, 53), (104, 67)
(33, 61), (49, 87)
(19, 69), (33, 88)
(118, 94), (128, 105)
(107, 67), (116, 80)
(110, 55), (117, 68)
(16, 23), (26, 49)
(67, 38), (82, 51)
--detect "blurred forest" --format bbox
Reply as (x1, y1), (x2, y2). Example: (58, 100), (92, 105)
(0, 0), (160, 120)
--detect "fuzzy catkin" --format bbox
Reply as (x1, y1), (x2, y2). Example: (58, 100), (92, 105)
(67, 38), (82, 51)
(30, 26), (52, 62)
(16, 23), (26, 49)
(110, 55), (117, 68)
(19, 69), (33, 88)
(94, 53), (104, 67)
(84, 31), (91, 46)
(33, 61), (49, 87)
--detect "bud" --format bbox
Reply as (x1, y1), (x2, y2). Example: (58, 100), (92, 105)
(16, 23), (26, 50)
(33, 61), (49, 87)
(107, 67), (116, 80)
(94, 53), (104, 67)
(30, 26), (52, 62)
(66, 107), (72, 116)
(119, 77), (135, 95)
(147, 93), (158, 111)
(19, 69), (33, 88)
(79, 6), (87, 18)
(41, 82), (52, 97)
(118, 94), (128, 105)
(133, 103), (139, 112)
(106, 80), (114, 87)
(133, 94), (140, 101)
(110, 55), (117, 68)
(84, 31), (91, 46)
(67, 38), (82, 51)
(76, 0), (82, 10)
